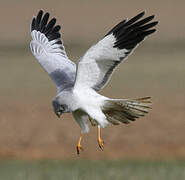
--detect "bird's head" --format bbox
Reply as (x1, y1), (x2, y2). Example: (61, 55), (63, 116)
(52, 99), (68, 118)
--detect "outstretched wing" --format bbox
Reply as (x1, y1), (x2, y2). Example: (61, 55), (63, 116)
(74, 11), (158, 91)
(30, 10), (76, 93)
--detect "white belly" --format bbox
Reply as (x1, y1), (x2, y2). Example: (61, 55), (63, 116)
(72, 88), (109, 127)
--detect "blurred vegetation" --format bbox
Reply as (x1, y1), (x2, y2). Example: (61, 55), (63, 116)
(0, 159), (185, 180)
(0, 0), (185, 161)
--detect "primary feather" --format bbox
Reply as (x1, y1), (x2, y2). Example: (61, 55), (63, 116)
(30, 10), (158, 135)
(30, 10), (76, 93)
(74, 11), (158, 92)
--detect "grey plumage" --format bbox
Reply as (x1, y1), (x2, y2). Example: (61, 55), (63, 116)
(30, 10), (158, 134)
(30, 10), (76, 93)
(102, 97), (152, 125)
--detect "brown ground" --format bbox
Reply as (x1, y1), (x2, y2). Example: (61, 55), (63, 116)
(1, 98), (185, 160)
(1, 43), (185, 160)
(0, 0), (185, 160)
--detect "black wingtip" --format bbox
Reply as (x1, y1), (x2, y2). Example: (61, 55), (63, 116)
(35, 10), (43, 30)
(31, 10), (62, 43)
(107, 11), (158, 50)
(38, 9), (43, 15)
(104, 19), (127, 37)
(31, 17), (36, 31)
(139, 11), (146, 17)
(147, 15), (155, 21)
(38, 10), (43, 18)
(124, 11), (145, 26)
(44, 12), (50, 19)
(134, 11), (146, 19)
(145, 29), (156, 35)
(151, 21), (158, 26)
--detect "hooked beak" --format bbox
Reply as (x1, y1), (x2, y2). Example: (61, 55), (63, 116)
(56, 111), (63, 118)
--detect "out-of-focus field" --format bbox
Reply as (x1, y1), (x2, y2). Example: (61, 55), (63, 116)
(0, 0), (185, 179)
(0, 0), (185, 161)
(1, 42), (185, 160)
(0, 159), (185, 180)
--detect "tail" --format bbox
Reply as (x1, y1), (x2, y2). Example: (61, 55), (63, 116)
(102, 97), (152, 125)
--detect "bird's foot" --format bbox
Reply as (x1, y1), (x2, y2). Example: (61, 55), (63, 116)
(76, 144), (83, 155)
(76, 133), (83, 155)
(98, 138), (104, 151)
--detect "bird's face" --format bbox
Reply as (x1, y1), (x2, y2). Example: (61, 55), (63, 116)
(52, 99), (68, 118)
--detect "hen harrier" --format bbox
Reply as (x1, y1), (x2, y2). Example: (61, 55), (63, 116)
(30, 10), (158, 154)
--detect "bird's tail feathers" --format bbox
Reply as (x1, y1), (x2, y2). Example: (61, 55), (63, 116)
(101, 97), (152, 125)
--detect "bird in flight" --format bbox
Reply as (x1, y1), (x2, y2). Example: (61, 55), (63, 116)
(30, 10), (158, 155)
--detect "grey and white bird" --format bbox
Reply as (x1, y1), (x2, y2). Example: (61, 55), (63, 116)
(30, 10), (158, 154)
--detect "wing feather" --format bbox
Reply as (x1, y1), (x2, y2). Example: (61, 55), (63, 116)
(74, 11), (158, 91)
(30, 10), (76, 93)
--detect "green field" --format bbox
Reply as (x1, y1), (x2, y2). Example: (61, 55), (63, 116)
(0, 159), (185, 180)
(1, 1), (185, 178)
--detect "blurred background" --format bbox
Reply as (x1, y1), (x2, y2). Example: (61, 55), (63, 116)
(0, 0), (185, 179)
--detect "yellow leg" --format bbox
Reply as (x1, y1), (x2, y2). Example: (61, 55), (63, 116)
(97, 126), (104, 150)
(76, 133), (83, 155)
